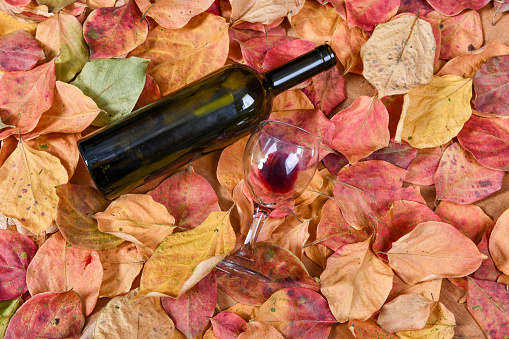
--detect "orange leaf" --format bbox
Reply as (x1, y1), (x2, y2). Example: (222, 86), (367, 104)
(136, 0), (215, 29)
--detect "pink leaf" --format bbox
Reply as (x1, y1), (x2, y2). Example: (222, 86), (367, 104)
(344, 0), (399, 31)
(405, 142), (450, 186)
(0, 29), (45, 72)
(434, 143), (504, 205)
(302, 66), (346, 115)
(0, 230), (37, 301)
(210, 312), (248, 339)
(426, 0), (490, 16)
(261, 39), (316, 71)
(473, 55), (509, 117)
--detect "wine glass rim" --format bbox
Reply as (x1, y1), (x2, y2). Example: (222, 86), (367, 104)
(259, 120), (320, 150)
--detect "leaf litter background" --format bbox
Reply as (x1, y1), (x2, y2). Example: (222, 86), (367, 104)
(0, 0), (509, 338)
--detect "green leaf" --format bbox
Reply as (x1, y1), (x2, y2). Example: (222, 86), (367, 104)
(71, 57), (149, 126)
(0, 298), (22, 338)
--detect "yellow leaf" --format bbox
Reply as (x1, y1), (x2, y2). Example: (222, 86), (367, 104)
(290, 0), (340, 45)
(320, 238), (394, 322)
(139, 210), (236, 298)
(95, 194), (176, 250)
(0, 140), (68, 235)
(0, 11), (38, 36)
(361, 15), (435, 98)
(395, 75), (473, 148)
(94, 288), (175, 338)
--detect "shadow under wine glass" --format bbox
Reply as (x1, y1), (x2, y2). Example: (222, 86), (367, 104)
(216, 120), (320, 281)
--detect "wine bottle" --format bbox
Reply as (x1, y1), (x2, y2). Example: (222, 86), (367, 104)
(78, 44), (337, 200)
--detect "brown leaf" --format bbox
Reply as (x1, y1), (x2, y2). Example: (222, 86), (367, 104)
(129, 13), (229, 96)
(95, 194), (176, 250)
(387, 221), (486, 285)
(97, 242), (144, 298)
(320, 238), (394, 322)
(377, 293), (434, 333)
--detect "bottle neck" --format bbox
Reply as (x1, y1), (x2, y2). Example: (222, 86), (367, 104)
(263, 44), (337, 96)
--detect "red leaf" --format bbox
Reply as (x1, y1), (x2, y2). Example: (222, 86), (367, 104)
(0, 230), (37, 301)
(26, 232), (103, 316)
(161, 272), (217, 339)
(473, 232), (502, 281)
(467, 277), (509, 338)
(302, 66), (346, 115)
(134, 74), (162, 110)
(381, 95), (404, 140)
(326, 96), (390, 164)
(332, 160), (425, 230)
(84, 0), (148, 59)
(473, 55), (509, 117)
(228, 24), (286, 63)
(255, 287), (337, 338)
(217, 242), (320, 306)
(372, 200), (441, 261)
(404, 142), (450, 186)
(0, 29), (45, 72)
(4, 290), (85, 339)
(426, 0), (490, 16)
(344, 0), (399, 31)
(4, 0), (30, 7)
(210, 312), (248, 339)
(362, 140), (417, 169)
(458, 115), (509, 171)
(0, 59), (55, 140)
(148, 166), (220, 230)
(397, 0), (433, 15)
(434, 200), (494, 244)
(261, 39), (316, 71)
(322, 153), (349, 176)
(240, 36), (298, 72)
(434, 142), (504, 204)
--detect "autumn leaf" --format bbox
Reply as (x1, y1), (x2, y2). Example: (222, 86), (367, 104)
(377, 293), (434, 333)
(210, 312), (248, 339)
(4, 290), (85, 339)
(327, 95), (390, 163)
(237, 321), (283, 339)
(93, 288), (175, 338)
(56, 183), (124, 250)
(36, 0), (76, 12)
(426, 0), (490, 16)
(396, 302), (456, 339)
(217, 242), (320, 306)
(301, 66), (346, 115)
(0, 140), (68, 235)
(136, 0), (214, 29)
(388, 276), (443, 305)
(229, 0), (305, 25)
(149, 166), (220, 230)
(83, 0), (148, 59)
(129, 13), (229, 96)
(35, 12), (89, 82)
(474, 232), (502, 282)
(473, 55), (509, 116)
(0, 59), (55, 140)
(273, 89), (314, 111)
(435, 200), (493, 244)
(26, 232), (103, 316)
(387, 221), (486, 285)
(261, 39), (316, 71)
(348, 319), (398, 338)
(467, 277), (509, 338)
(268, 216), (311, 260)
(0, 230), (37, 301)
(95, 194), (176, 250)
(139, 210), (235, 298)
(255, 287), (337, 338)
(488, 208), (509, 275)
(330, 19), (369, 75)
(321, 238), (394, 322)
(344, 0), (399, 31)
(135, 74), (162, 110)
(72, 57), (149, 126)
(289, 0), (340, 45)
(0, 29), (44, 72)
(217, 136), (249, 195)
(0, 298), (21, 338)
(404, 142), (451, 186)
(0, 11), (38, 36)
(97, 242), (145, 298)
(161, 272), (216, 339)
(395, 75), (473, 148)
(361, 15), (436, 98)
(434, 142), (504, 205)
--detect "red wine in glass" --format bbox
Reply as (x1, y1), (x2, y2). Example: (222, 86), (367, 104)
(257, 151), (300, 194)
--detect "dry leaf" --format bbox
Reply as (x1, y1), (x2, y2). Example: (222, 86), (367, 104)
(320, 238), (394, 322)
(387, 221), (486, 285)
(230, 0), (305, 25)
(377, 293), (434, 333)
(95, 194), (176, 250)
(361, 15), (435, 98)
(488, 208), (509, 275)
(290, 0), (340, 45)
(395, 75), (473, 148)
(135, 0), (214, 29)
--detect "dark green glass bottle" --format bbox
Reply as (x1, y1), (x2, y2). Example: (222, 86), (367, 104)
(78, 44), (337, 199)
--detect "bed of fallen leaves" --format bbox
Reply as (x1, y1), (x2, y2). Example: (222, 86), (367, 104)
(1, 0), (509, 338)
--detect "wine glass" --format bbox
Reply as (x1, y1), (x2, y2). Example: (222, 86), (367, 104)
(216, 120), (320, 281)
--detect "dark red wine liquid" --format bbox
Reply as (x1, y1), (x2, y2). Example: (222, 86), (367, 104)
(258, 151), (299, 194)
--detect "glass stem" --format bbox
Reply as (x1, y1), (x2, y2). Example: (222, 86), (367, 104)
(236, 204), (270, 261)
